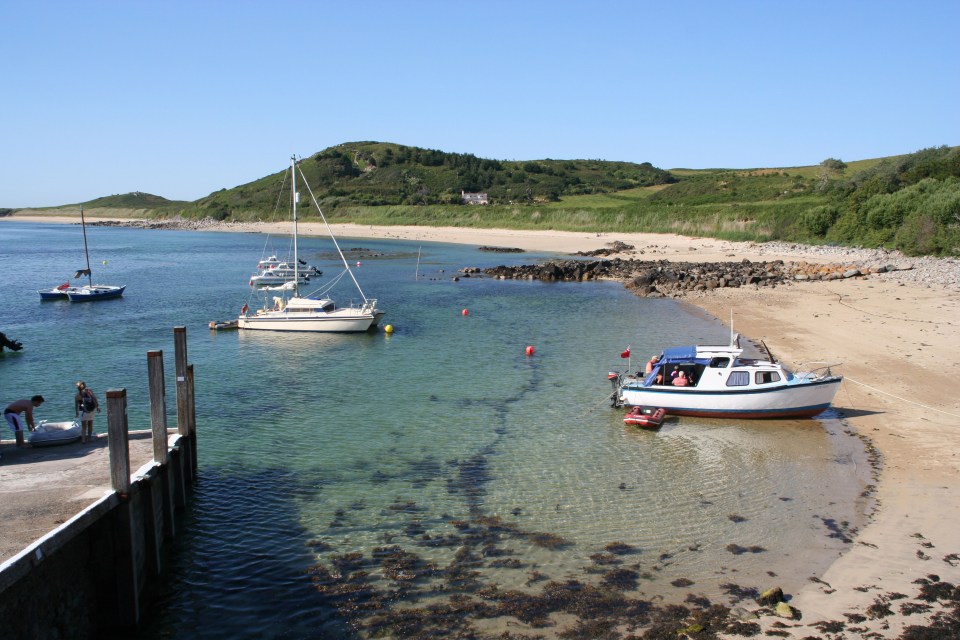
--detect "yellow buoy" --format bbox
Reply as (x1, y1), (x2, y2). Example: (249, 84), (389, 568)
(384, 324), (394, 334)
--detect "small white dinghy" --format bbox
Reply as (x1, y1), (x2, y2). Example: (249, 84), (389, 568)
(29, 420), (82, 447)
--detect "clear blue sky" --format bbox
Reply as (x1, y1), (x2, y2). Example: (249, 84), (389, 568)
(2, 0), (957, 208)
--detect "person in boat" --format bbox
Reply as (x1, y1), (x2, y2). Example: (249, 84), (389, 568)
(670, 365), (681, 381)
(3, 395), (45, 447)
(74, 381), (100, 444)
(654, 372), (664, 385)
(672, 370), (689, 387)
(645, 355), (660, 375)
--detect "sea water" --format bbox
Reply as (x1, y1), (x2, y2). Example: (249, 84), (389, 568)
(0, 221), (872, 638)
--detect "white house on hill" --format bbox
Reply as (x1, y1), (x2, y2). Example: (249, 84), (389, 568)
(461, 190), (489, 205)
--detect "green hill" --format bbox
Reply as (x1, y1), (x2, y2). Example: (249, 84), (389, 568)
(184, 141), (677, 220)
(8, 142), (959, 256)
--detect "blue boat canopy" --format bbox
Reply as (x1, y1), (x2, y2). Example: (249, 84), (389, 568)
(661, 346), (697, 361)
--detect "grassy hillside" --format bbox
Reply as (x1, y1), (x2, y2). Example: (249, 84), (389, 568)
(8, 143), (959, 256)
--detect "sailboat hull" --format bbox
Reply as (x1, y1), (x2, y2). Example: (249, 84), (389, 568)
(66, 285), (126, 302)
(237, 310), (376, 332)
(38, 287), (81, 300)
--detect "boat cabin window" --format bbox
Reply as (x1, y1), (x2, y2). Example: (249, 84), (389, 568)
(755, 371), (781, 385)
(709, 357), (730, 368)
(725, 371), (750, 387)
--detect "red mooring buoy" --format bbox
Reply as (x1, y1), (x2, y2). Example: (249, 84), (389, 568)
(525, 345), (535, 356)
(461, 309), (469, 316)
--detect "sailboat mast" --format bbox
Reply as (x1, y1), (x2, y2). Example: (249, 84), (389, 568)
(80, 208), (93, 287)
(291, 155), (299, 296)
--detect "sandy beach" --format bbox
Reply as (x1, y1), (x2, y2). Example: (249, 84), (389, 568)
(6, 213), (960, 636)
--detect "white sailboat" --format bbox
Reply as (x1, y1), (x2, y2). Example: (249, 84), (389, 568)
(237, 156), (384, 333)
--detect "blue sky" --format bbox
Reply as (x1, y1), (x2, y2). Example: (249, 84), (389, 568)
(2, 0), (957, 208)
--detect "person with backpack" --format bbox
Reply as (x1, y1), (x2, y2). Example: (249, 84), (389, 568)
(74, 381), (100, 443)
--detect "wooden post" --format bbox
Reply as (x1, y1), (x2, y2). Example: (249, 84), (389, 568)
(169, 444), (187, 509)
(106, 389), (131, 495)
(148, 350), (169, 464)
(173, 327), (193, 483)
(147, 349), (175, 539)
(173, 327), (189, 438)
(187, 364), (197, 474)
(106, 388), (139, 624)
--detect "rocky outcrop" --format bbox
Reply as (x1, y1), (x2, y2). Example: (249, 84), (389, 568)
(477, 246), (525, 253)
(476, 258), (913, 298)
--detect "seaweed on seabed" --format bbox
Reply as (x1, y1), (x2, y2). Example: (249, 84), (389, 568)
(441, 546), (484, 592)
(604, 541), (639, 555)
(719, 583), (760, 603)
(539, 579), (630, 621)
(640, 603), (734, 640)
(362, 596), (490, 639)
(473, 514), (522, 533)
(528, 531), (572, 550)
(371, 545), (438, 583)
(306, 563), (383, 616)
(557, 617), (619, 639)
(476, 585), (555, 627)
(601, 567), (640, 591)
(589, 552), (622, 566)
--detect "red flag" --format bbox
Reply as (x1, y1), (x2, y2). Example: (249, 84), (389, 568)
(620, 348), (631, 359)
(241, 304), (249, 315)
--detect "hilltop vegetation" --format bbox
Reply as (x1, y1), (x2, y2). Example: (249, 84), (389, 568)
(12, 142), (960, 256)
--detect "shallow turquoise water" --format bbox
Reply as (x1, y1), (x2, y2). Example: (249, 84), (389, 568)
(0, 221), (871, 638)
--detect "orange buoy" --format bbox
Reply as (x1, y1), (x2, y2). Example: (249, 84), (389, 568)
(461, 309), (469, 316)
(525, 345), (535, 356)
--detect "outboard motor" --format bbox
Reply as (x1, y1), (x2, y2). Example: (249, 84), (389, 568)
(607, 372), (623, 407)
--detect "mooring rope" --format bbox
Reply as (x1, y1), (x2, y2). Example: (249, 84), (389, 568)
(844, 376), (960, 419)
(825, 288), (954, 326)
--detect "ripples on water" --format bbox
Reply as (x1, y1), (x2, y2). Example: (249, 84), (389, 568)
(0, 223), (873, 638)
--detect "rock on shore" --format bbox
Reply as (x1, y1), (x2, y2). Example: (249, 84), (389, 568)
(478, 257), (914, 298)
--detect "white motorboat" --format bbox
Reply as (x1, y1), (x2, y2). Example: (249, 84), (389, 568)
(238, 156), (384, 333)
(257, 254), (322, 275)
(609, 335), (842, 419)
(249, 264), (311, 287)
(29, 420), (82, 446)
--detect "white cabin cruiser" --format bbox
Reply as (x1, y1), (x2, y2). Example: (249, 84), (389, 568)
(257, 255), (322, 276)
(609, 337), (842, 419)
(249, 264), (312, 287)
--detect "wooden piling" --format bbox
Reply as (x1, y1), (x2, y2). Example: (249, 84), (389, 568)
(106, 389), (131, 495)
(173, 327), (189, 438)
(173, 327), (194, 483)
(147, 349), (175, 540)
(106, 388), (139, 625)
(187, 363), (197, 474)
(148, 350), (169, 464)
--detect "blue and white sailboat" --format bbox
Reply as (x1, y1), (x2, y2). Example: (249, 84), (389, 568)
(38, 209), (125, 302)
